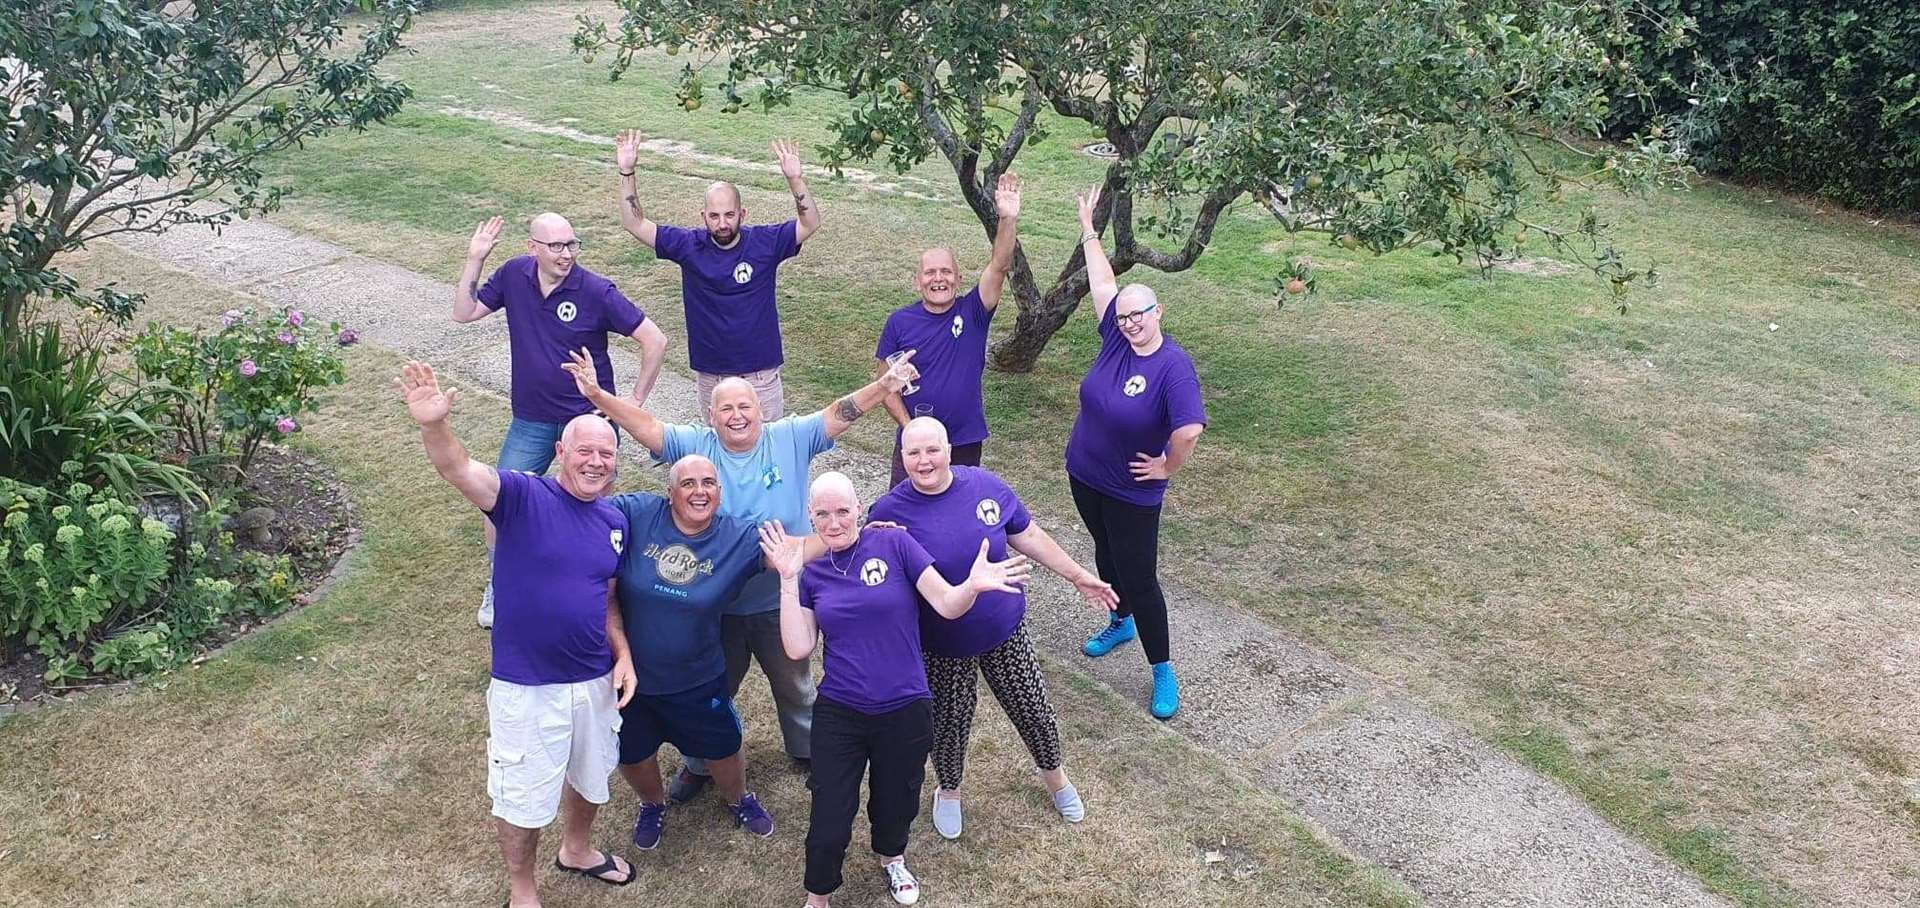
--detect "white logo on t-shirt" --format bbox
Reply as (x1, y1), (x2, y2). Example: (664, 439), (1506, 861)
(610, 529), (624, 555)
(951, 315), (964, 338)
(1123, 374), (1147, 397)
(733, 262), (754, 284)
(975, 499), (1001, 526)
(860, 558), (888, 586)
(555, 301), (578, 323)
(655, 542), (701, 584)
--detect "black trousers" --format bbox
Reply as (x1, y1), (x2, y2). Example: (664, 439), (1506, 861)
(804, 696), (934, 896)
(890, 439), (983, 487)
(1069, 475), (1172, 664)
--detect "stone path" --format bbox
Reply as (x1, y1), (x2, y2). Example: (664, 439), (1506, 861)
(109, 214), (1726, 907)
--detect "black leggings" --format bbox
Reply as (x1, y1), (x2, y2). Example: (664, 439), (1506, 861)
(804, 697), (933, 896)
(1069, 476), (1171, 664)
(924, 621), (1062, 790)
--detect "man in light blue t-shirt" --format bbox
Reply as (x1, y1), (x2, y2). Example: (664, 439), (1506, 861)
(565, 347), (918, 800)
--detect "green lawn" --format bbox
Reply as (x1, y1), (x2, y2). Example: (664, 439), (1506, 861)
(13, 1), (1920, 904)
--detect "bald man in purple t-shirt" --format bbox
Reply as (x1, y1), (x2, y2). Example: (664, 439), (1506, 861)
(613, 132), (823, 421)
(453, 211), (670, 629)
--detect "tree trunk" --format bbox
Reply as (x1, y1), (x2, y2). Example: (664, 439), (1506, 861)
(990, 273), (1088, 373)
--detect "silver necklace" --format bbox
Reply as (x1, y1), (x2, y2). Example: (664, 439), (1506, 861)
(827, 540), (856, 575)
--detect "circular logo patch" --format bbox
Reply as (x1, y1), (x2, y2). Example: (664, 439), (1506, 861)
(951, 315), (964, 338)
(555, 301), (578, 323)
(733, 262), (754, 284)
(860, 558), (888, 586)
(1123, 374), (1147, 397)
(655, 543), (701, 585)
(975, 499), (1001, 526)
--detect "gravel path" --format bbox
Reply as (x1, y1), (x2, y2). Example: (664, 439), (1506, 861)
(109, 216), (1727, 907)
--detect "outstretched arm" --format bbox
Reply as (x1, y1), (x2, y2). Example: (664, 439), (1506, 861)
(1076, 186), (1119, 319)
(628, 317), (668, 406)
(393, 361), (500, 511)
(773, 139), (822, 244)
(453, 217), (504, 323)
(824, 350), (918, 439)
(759, 522), (821, 661)
(913, 539), (1033, 619)
(980, 173), (1021, 312)
(563, 347), (669, 456)
(1008, 524), (1118, 611)
(615, 130), (660, 249)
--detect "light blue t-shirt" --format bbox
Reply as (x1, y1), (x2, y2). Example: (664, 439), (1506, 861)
(660, 412), (834, 614)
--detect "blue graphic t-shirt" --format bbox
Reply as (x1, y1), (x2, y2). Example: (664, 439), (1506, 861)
(610, 494), (767, 695)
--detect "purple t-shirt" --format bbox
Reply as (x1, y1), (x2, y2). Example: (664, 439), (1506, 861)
(654, 221), (800, 375)
(799, 528), (937, 714)
(868, 466), (1032, 657)
(478, 257), (646, 424)
(1064, 301), (1208, 507)
(485, 469), (628, 685)
(874, 286), (993, 446)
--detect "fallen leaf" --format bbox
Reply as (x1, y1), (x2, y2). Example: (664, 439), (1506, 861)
(1204, 850), (1225, 864)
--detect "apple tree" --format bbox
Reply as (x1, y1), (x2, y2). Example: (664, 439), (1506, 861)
(576, 0), (1692, 371)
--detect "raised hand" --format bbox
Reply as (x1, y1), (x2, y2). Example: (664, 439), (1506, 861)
(759, 521), (806, 580)
(771, 139), (805, 180)
(966, 538), (1032, 594)
(880, 348), (920, 393)
(1076, 185), (1102, 233)
(995, 172), (1023, 219)
(467, 216), (504, 262)
(616, 129), (644, 173)
(1129, 451), (1170, 482)
(561, 347), (600, 400)
(393, 360), (457, 425)
(1073, 571), (1119, 611)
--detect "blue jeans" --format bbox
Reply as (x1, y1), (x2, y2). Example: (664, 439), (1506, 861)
(497, 417), (565, 473)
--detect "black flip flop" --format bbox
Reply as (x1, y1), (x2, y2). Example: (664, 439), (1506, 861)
(554, 850), (635, 887)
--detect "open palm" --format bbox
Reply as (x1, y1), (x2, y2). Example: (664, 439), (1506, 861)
(394, 361), (456, 425)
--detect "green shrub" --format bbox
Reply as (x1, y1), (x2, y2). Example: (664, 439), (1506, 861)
(134, 306), (355, 476)
(1611, 0), (1920, 213)
(0, 321), (204, 502)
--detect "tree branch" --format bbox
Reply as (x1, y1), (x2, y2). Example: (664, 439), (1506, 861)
(1121, 184), (1241, 272)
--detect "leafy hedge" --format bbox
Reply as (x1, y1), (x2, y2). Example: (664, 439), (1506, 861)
(1611, 0), (1919, 213)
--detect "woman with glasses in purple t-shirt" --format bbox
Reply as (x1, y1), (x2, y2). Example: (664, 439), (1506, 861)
(760, 472), (1029, 908)
(1063, 185), (1209, 721)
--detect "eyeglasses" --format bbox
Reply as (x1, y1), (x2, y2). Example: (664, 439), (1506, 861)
(535, 239), (582, 254)
(1115, 304), (1158, 326)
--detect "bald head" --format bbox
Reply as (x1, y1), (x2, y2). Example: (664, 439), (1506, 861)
(703, 181), (743, 212)
(809, 471), (857, 507)
(668, 453), (716, 486)
(914, 246), (962, 306)
(901, 416), (949, 449)
(1116, 283), (1158, 311)
(561, 413), (616, 448)
(529, 212), (574, 241)
(554, 413), (617, 500)
(808, 471), (861, 549)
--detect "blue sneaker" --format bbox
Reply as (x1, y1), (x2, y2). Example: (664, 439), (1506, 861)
(1150, 662), (1180, 720)
(1083, 615), (1136, 658)
(728, 791), (775, 837)
(631, 801), (666, 850)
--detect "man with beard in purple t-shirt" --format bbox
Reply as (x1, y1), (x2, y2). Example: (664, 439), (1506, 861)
(613, 131), (822, 420)
(452, 211), (670, 630)
(394, 360), (641, 907)
(874, 173), (1022, 487)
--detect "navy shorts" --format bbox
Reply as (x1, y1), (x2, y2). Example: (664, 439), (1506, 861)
(618, 673), (743, 764)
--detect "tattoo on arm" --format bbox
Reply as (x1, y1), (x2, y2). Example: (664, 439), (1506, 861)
(624, 194), (641, 216)
(833, 396), (863, 423)
(794, 193), (809, 215)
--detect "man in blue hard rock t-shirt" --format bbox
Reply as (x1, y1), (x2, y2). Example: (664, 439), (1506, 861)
(394, 360), (641, 908)
(452, 211), (671, 630)
(563, 346), (919, 804)
(613, 130), (822, 421)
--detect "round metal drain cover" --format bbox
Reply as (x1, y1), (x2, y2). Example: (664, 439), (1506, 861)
(1083, 142), (1118, 159)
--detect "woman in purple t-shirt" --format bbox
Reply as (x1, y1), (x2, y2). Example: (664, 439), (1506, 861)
(760, 472), (1030, 908)
(1062, 186), (1209, 721)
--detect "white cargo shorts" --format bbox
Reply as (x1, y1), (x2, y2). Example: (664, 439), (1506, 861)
(485, 672), (621, 829)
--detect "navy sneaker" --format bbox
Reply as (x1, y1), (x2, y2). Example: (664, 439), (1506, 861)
(667, 768), (711, 804)
(1083, 615), (1136, 658)
(631, 801), (666, 850)
(729, 791), (775, 837)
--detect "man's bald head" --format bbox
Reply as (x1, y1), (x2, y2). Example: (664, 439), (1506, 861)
(554, 413), (617, 500)
(529, 212), (573, 240)
(703, 182), (743, 212)
(914, 246), (962, 306)
(700, 181), (745, 246)
(561, 413), (616, 448)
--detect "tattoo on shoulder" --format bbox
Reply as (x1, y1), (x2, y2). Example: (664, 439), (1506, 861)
(833, 396), (863, 422)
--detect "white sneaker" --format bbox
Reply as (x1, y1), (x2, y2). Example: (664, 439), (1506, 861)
(931, 790), (963, 839)
(476, 584), (494, 629)
(882, 859), (920, 906)
(1051, 782), (1086, 823)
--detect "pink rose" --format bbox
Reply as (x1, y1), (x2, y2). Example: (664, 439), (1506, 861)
(336, 328), (360, 347)
(277, 331), (296, 345)
(276, 417), (298, 434)
(221, 309), (244, 328)
(239, 359), (258, 377)
(287, 309), (305, 327)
